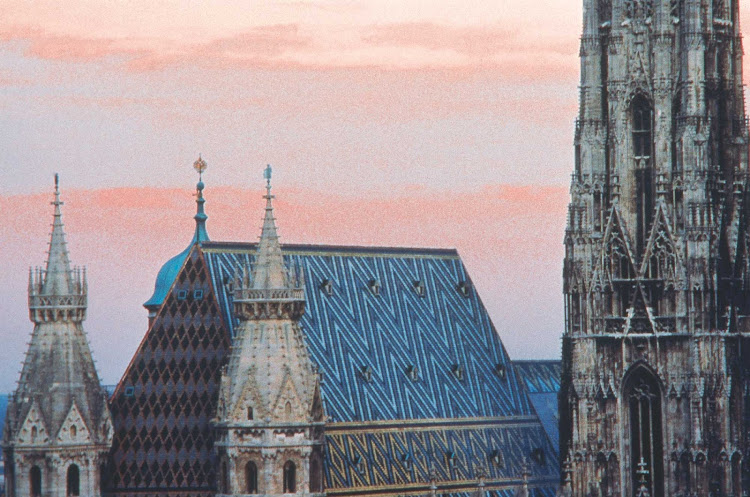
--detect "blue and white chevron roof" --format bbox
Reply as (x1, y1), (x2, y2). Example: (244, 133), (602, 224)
(203, 242), (531, 423)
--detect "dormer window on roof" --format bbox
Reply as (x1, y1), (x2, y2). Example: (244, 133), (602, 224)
(413, 280), (425, 297)
(352, 454), (365, 475)
(446, 450), (457, 468)
(360, 365), (373, 382)
(457, 280), (471, 297)
(400, 452), (412, 470)
(320, 279), (333, 296)
(368, 279), (381, 296)
(531, 447), (546, 466)
(490, 450), (505, 467)
(406, 365), (419, 381)
(452, 363), (464, 381)
(495, 363), (506, 379)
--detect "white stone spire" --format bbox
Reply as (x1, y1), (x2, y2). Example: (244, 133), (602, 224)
(213, 166), (324, 496)
(42, 173), (74, 295)
(4, 175), (112, 497)
(251, 165), (289, 290)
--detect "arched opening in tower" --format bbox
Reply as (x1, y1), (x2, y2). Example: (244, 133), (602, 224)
(283, 461), (296, 493)
(625, 366), (664, 497)
(67, 464), (80, 496)
(30, 465), (42, 497)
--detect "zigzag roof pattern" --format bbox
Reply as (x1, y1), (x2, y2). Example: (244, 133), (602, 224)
(108, 241), (559, 496)
(203, 242), (531, 423)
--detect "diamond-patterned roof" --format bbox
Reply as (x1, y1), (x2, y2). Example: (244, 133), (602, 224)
(108, 242), (559, 496)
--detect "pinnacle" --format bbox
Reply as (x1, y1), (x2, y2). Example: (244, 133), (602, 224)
(251, 168), (288, 290)
(42, 175), (74, 296)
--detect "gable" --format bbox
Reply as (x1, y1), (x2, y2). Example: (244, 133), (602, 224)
(14, 401), (48, 445)
(107, 246), (230, 495)
(56, 401), (92, 444)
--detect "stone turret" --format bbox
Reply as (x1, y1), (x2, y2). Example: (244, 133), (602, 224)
(3, 176), (113, 497)
(213, 166), (325, 496)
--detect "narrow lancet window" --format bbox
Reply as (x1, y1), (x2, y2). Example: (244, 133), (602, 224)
(67, 465), (80, 497)
(245, 462), (258, 494)
(283, 461), (296, 492)
(625, 367), (664, 497)
(30, 466), (42, 497)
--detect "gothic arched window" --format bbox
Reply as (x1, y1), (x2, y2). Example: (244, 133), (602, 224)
(632, 94), (653, 160)
(245, 462), (258, 494)
(283, 461), (296, 493)
(625, 367), (664, 497)
(67, 465), (80, 496)
(30, 465), (42, 497)
(632, 95), (654, 252)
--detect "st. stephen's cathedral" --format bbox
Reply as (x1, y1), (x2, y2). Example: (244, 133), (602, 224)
(3, 0), (749, 496)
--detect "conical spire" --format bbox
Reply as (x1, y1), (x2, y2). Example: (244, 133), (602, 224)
(251, 165), (288, 289)
(42, 174), (73, 296)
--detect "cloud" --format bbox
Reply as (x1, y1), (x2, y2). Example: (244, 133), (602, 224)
(0, 17), (577, 81)
(0, 184), (567, 390)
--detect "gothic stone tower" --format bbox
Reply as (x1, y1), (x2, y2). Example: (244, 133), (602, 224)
(560, 0), (750, 495)
(213, 167), (325, 496)
(3, 177), (113, 497)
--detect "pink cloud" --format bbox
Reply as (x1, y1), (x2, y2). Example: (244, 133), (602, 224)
(0, 184), (567, 390)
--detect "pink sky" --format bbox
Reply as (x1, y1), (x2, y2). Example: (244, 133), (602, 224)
(1, 1), (749, 390)
(0, 184), (567, 390)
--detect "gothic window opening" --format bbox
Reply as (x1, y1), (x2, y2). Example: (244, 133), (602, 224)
(70, 425), (77, 438)
(247, 406), (253, 420)
(31, 425), (38, 442)
(245, 462), (258, 494)
(67, 465), (80, 497)
(594, 190), (603, 231)
(283, 461), (296, 493)
(30, 465), (42, 497)
(285, 401), (292, 420)
(632, 95), (654, 252)
(625, 368), (664, 497)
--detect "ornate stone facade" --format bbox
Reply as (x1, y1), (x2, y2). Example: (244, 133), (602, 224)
(212, 167), (325, 496)
(2, 177), (113, 497)
(560, 0), (750, 495)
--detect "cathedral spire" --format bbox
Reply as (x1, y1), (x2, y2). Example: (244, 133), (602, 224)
(6, 176), (113, 497)
(251, 165), (288, 290)
(42, 173), (74, 296)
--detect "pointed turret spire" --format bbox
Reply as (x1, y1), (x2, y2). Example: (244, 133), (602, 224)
(42, 173), (73, 295)
(6, 176), (112, 497)
(29, 175), (87, 323)
(251, 165), (289, 290)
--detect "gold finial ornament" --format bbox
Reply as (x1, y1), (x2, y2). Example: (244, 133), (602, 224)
(193, 155), (208, 174)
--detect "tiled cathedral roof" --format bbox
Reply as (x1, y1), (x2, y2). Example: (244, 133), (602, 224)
(108, 240), (559, 496)
(513, 360), (561, 455)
